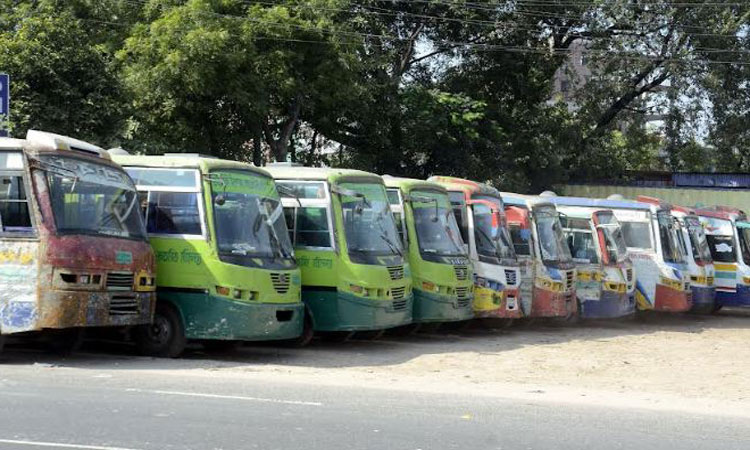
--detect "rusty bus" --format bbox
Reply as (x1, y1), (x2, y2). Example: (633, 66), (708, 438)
(0, 131), (156, 353)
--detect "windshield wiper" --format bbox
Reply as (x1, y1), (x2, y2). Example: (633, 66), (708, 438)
(374, 211), (402, 257)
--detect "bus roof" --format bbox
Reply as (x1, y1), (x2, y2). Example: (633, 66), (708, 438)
(0, 137), (25, 150)
(264, 164), (383, 185)
(499, 192), (554, 209)
(554, 205), (611, 219)
(382, 176), (447, 195)
(536, 193), (652, 211)
(694, 207), (745, 222)
(427, 176), (500, 197)
(111, 154), (272, 179)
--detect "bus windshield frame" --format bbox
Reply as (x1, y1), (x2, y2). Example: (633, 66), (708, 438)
(337, 182), (404, 265)
(534, 206), (573, 266)
(209, 169), (295, 265)
(470, 199), (516, 264)
(40, 154), (147, 241)
(683, 216), (712, 264)
(657, 211), (686, 264)
(410, 189), (465, 260)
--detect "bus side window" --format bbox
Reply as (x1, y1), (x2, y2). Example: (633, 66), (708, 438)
(393, 211), (406, 246)
(0, 175), (33, 232)
(147, 191), (202, 235)
(283, 206), (296, 244)
(452, 206), (470, 245)
(288, 206), (331, 248)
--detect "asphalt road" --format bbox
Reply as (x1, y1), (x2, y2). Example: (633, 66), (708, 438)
(0, 352), (748, 450)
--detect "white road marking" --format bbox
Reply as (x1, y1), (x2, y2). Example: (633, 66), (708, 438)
(127, 388), (322, 406)
(0, 439), (140, 450)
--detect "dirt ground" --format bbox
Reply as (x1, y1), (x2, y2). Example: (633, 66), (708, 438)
(3, 309), (750, 417)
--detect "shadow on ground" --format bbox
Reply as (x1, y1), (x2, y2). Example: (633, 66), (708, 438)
(1, 308), (748, 371)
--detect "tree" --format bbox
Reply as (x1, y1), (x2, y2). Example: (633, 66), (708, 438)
(119, 0), (357, 162)
(0, 1), (126, 144)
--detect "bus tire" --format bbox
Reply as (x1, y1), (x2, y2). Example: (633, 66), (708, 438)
(0, 335), (5, 354)
(134, 303), (186, 358)
(280, 309), (314, 347)
(47, 328), (84, 356)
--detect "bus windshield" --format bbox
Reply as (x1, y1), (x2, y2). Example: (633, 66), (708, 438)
(657, 211), (686, 264)
(472, 202), (516, 261)
(683, 216), (712, 263)
(411, 189), (464, 257)
(535, 207), (572, 265)
(210, 170), (294, 261)
(594, 211), (628, 263)
(562, 217), (598, 264)
(737, 225), (750, 265)
(339, 182), (403, 260)
(700, 217), (736, 263)
(41, 155), (146, 240)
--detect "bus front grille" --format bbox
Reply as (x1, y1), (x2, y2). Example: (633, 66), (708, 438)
(106, 272), (134, 291)
(626, 268), (633, 282)
(391, 286), (406, 300)
(454, 266), (469, 281)
(457, 296), (472, 308)
(387, 265), (404, 280)
(109, 294), (139, 316)
(392, 299), (408, 311)
(455, 286), (470, 299)
(565, 270), (575, 291)
(505, 269), (517, 286)
(270, 273), (291, 294)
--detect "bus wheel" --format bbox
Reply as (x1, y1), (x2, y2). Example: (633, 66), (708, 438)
(712, 303), (724, 314)
(319, 331), (353, 343)
(203, 340), (241, 353)
(134, 303), (186, 358)
(47, 328), (84, 356)
(279, 309), (314, 348)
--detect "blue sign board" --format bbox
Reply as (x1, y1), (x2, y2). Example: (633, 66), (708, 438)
(0, 74), (8, 137)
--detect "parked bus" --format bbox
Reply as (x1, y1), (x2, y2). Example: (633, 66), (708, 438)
(538, 197), (635, 318)
(0, 131), (155, 354)
(500, 194), (577, 319)
(267, 165), (413, 342)
(637, 197), (715, 313)
(111, 153), (303, 357)
(588, 197), (692, 312)
(695, 206), (750, 309)
(383, 177), (474, 327)
(428, 176), (522, 322)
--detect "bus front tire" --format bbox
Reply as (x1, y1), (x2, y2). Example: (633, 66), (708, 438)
(134, 303), (186, 358)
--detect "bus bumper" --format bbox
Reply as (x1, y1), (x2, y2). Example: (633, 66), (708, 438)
(305, 290), (413, 331)
(716, 285), (750, 307)
(689, 286), (716, 313)
(1, 291), (155, 334)
(528, 288), (577, 318)
(168, 292), (304, 341)
(579, 291), (635, 319)
(413, 289), (474, 323)
(472, 287), (522, 319)
(654, 284), (692, 312)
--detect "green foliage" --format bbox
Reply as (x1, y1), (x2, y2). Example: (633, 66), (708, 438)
(0, 0), (125, 144)
(1, 0), (750, 191)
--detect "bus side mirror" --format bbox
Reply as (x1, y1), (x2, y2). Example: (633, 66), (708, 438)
(215, 194), (226, 206)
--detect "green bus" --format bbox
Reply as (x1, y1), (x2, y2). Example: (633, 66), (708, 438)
(111, 153), (303, 357)
(266, 164), (413, 343)
(383, 177), (474, 327)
